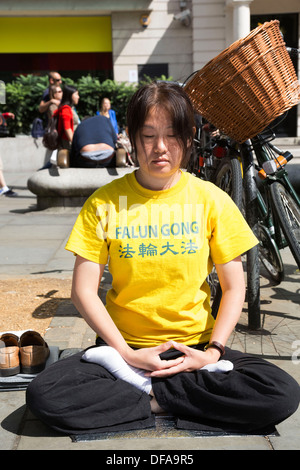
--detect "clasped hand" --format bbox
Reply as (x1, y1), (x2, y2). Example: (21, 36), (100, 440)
(125, 340), (220, 378)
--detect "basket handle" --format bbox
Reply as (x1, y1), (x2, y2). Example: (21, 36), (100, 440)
(183, 70), (200, 88)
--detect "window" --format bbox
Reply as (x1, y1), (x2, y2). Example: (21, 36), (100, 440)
(138, 63), (169, 81)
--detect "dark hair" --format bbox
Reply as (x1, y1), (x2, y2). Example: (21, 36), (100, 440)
(126, 81), (195, 167)
(60, 85), (77, 107)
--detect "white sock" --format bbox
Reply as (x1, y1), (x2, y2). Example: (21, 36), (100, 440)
(200, 360), (233, 373)
(82, 346), (152, 394)
(0, 186), (9, 194)
(82, 347), (233, 395)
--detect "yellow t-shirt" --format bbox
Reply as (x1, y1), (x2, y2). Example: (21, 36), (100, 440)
(65, 170), (258, 348)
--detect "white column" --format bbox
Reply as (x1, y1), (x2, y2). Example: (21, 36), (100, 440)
(226, 0), (253, 44)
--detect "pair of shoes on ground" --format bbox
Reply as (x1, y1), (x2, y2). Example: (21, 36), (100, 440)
(0, 330), (50, 377)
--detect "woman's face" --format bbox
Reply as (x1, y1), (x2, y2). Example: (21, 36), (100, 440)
(72, 91), (80, 105)
(102, 99), (111, 111)
(54, 87), (62, 100)
(135, 106), (186, 190)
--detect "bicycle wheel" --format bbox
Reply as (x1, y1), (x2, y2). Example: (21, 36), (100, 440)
(241, 141), (260, 329)
(213, 156), (243, 210)
(257, 221), (284, 283)
(209, 156), (243, 318)
(269, 182), (300, 269)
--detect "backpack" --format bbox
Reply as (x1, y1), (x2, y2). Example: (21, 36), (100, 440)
(0, 113), (9, 137)
(42, 115), (59, 151)
(31, 117), (45, 138)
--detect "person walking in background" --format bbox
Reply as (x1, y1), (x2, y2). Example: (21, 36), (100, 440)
(97, 97), (119, 136)
(0, 165), (17, 197)
(0, 112), (17, 197)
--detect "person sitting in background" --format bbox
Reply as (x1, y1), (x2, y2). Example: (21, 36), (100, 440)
(0, 112), (15, 129)
(0, 112), (15, 138)
(38, 71), (62, 117)
(97, 97), (119, 136)
(72, 105), (80, 132)
(53, 85), (80, 150)
(70, 114), (117, 168)
(47, 84), (62, 121)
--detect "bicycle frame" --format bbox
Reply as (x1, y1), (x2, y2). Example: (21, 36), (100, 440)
(190, 121), (242, 182)
(254, 138), (300, 203)
(252, 137), (300, 250)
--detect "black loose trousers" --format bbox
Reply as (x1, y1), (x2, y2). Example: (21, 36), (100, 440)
(26, 344), (300, 435)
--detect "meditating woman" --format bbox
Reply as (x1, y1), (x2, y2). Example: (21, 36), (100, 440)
(26, 81), (299, 435)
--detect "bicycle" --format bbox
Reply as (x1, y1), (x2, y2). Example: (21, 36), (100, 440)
(188, 114), (300, 326)
(193, 117), (300, 279)
(184, 21), (300, 329)
(188, 119), (243, 210)
(249, 127), (300, 271)
(239, 129), (300, 329)
(213, 137), (284, 284)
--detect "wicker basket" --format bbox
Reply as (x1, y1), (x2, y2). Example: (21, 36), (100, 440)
(184, 20), (300, 143)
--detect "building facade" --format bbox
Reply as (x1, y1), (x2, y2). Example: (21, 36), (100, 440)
(0, 0), (299, 136)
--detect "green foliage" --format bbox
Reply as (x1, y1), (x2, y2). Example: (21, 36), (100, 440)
(1, 75), (48, 135)
(75, 77), (137, 128)
(140, 74), (174, 85)
(75, 75), (101, 118)
(0, 73), (173, 135)
(1, 74), (138, 135)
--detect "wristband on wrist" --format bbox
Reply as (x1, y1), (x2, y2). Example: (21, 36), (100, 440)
(204, 341), (225, 357)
